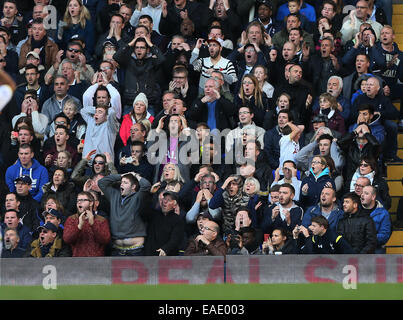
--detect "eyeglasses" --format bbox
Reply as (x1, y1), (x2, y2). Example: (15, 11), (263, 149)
(163, 167), (175, 171)
(0, 59), (5, 62)
(55, 121), (66, 125)
(202, 225), (213, 231)
(100, 66), (111, 71)
(94, 161), (105, 165)
(312, 160), (323, 165)
(360, 163), (369, 167)
(77, 199), (90, 202)
(67, 48), (81, 53)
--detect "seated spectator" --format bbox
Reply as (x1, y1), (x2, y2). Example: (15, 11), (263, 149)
(349, 157), (391, 210)
(63, 191), (111, 257)
(312, 76), (351, 121)
(41, 167), (77, 217)
(302, 187), (344, 232)
(261, 183), (303, 234)
(0, 26), (18, 80)
(313, 93), (345, 135)
(337, 192), (377, 254)
(226, 226), (262, 255)
(361, 185), (391, 253)
(294, 215), (354, 254)
(1, 209), (32, 250)
(62, 98), (86, 141)
(261, 227), (298, 254)
(184, 219), (226, 256)
(299, 156), (336, 210)
(5, 144), (49, 203)
(1, 227), (25, 258)
(27, 221), (71, 257)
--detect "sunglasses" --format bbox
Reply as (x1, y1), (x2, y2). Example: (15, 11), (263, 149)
(360, 163), (369, 167)
(67, 48), (81, 53)
(0, 59), (5, 62)
(94, 161), (105, 165)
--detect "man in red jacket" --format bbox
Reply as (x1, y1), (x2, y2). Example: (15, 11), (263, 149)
(63, 191), (111, 257)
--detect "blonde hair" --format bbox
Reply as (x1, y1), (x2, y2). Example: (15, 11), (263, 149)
(243, 177), (260, 195)
(63, 0), (91, 29)
(160, 163), (185, 183)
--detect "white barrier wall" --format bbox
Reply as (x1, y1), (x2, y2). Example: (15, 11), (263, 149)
(1, 255), (402, 286)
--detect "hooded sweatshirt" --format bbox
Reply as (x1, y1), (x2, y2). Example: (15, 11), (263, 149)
(5, 159), (49, 202)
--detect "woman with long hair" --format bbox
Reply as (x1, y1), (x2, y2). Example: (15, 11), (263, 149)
(58, 0), (95, 59)
(234, 74), (270, 127)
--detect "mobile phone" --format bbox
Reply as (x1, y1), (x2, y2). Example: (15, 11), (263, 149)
(81, 139), (85, 144)
(125, 156), (133, 164)
(12, 131), (18, 138)
(264, 234), (270, 242)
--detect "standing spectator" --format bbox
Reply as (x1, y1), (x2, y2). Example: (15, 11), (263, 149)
(299, 156), (336, 210)
(130, 0), (163, 34)
(143, 191), (185, 256)
(63, 191), (111, 257)
(337, 192), (377, 254)
(98, 172), (151, 256)
(113, 35), (165, 114)
(261, 183), (303, 234)
(361, 185), (391, 253)
(80, 103), (119, 162)
(5, 144), (49, 203)
(19, 18), (58, 71)
(159, 0), (208, 38)
(57, 0), (96, 60)
(271, 160), (302, 202)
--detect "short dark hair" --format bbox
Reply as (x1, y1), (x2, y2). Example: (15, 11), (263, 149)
(139, 14), (153, 23)
(270, 184), (281, 193)
(19, 143), (34, 153)
(283, 160), (296, 168)
(4, 208), (19, 219)
(55, 125), (69, 135)
(25, 63), (38, 73)
(358, 104), (375, 114)
(318, 133), (333, 143)
(280, 183), (295, 195)
(121, 173), (140, 192)
(131, 141), (145, 152)
(343, 192), (361, 206)
(311, 215), (329, 230)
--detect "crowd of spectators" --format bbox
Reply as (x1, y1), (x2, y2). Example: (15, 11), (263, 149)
(0, 0), (400, 258)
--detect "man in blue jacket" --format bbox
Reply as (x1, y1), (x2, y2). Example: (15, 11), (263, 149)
(5, 144), (49, 203)
(302, 187), (344, 232)
(361, 185), (391, 253)
(1, 209), (32, 251)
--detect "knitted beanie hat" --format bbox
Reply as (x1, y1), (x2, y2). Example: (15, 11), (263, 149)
(133, 92), (148, 110)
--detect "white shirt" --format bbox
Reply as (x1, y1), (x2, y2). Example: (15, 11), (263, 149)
(0, 84), (13, 112)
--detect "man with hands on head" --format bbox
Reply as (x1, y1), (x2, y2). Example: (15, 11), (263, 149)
(63, 191), (111, 257)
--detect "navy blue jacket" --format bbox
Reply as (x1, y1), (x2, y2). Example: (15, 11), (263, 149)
(299, 168), (336, 210)
(1, 222), (32, 251)
(299, 228), (354, 254)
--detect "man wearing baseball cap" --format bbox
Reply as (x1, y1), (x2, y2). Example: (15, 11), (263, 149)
(28, 222), (71, 257)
